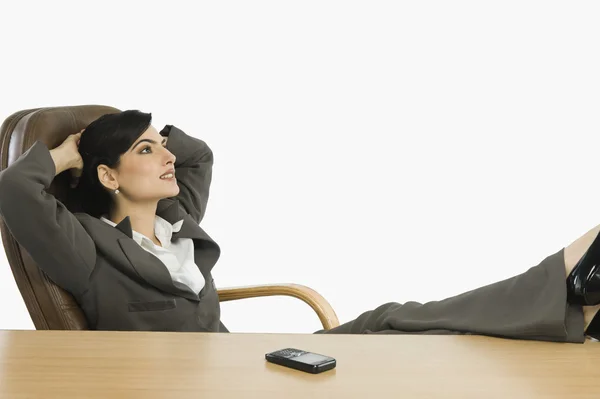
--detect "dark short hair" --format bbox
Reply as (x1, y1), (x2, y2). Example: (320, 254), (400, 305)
(75, 110), (152, 217)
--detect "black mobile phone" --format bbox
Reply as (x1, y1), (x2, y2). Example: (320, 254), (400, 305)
(265, 348), (336, 374)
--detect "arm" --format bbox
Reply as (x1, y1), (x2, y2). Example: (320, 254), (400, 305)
(160, 125), (214, 224)
(0, 141), (96, 296)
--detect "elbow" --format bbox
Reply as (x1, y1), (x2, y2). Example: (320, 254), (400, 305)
(200, 145), (213, 164)
(0, 169), (23, 218)
(195, 140), (213, 164)
(0, 170), (14, 209)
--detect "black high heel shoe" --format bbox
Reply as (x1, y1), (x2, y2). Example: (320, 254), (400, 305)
(566, 230), (600, 306)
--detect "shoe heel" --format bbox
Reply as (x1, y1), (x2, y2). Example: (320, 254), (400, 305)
(586, 310), (600, 341)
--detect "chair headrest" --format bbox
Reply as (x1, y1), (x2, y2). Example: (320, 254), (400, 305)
(2, 105), (121, 214)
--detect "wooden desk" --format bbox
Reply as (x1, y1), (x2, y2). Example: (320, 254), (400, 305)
(0, 330), (599, 398)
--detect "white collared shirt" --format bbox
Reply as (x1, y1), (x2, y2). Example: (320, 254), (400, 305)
(101, 215), (205, 294)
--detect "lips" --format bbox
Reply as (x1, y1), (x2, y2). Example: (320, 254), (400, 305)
(160, 169), (176, 180)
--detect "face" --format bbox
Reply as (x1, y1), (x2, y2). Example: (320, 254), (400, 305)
(98, 125), (179, 202)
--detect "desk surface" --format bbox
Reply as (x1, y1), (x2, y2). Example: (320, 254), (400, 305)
(0, 330), (598, 398)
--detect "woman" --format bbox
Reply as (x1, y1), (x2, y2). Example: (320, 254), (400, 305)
(0, 110), (598, 343)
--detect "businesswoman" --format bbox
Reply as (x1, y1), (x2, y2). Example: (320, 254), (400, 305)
(0, 110), (599, 343)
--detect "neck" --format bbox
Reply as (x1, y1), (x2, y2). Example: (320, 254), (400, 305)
(109, 200), (159, 244)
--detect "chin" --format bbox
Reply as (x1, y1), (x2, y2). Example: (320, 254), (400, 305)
(154, 186), (180, 201)
(169, 186), (181, 197)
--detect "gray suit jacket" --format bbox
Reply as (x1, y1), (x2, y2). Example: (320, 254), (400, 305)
(0, 125), (227, 332)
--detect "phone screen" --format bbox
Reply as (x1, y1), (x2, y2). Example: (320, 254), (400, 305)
(293, 353), (331, 365)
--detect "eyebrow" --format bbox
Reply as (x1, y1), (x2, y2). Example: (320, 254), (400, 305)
(131, 138), (168, 151)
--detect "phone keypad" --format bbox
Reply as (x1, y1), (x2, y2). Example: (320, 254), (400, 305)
(273, 348), (306, 358)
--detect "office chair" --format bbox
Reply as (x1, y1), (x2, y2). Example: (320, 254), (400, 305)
(0, 105), (339, 331)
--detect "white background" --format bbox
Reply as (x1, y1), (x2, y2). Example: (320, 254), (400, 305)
(0, 1), (599, 334)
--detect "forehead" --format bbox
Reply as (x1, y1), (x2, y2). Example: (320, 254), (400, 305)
(123, 125), (164, 156)
(137, 125), (161, 140)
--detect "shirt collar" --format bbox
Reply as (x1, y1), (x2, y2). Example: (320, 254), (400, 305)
(101, 215), (184, 248)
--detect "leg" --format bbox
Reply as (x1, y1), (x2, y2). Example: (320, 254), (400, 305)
(316, 224), (600, 343)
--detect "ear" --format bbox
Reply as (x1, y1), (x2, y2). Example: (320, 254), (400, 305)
(97, 164), (119, 191)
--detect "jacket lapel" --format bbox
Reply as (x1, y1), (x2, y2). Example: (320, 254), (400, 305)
(114, 198), (214, 242)
(113, 198), (220, 301)
(157, 199), (216, 242)
(157, 199), (222, 272)
(117, 237), (201, 302)
(115, 216), (133, 239)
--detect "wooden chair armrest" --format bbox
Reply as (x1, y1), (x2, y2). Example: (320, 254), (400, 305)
(217, 283), (340, 330)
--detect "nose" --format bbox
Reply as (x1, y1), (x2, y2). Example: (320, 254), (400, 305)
(163, 147), (176, 165)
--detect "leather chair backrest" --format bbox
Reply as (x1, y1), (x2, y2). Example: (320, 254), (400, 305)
(0, 105), (120, 329)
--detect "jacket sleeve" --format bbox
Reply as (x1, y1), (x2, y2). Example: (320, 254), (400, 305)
(0, 141), (96, 296)
(160, 125), (214, 224)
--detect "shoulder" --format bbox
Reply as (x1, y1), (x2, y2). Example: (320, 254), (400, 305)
(74, 212), (127, 241)
(74, 212), (102, 225)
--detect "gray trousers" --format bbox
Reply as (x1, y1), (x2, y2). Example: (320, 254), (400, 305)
(315, 248), (586, 343)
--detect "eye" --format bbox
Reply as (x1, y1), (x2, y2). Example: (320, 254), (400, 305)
(140, 144), (167, 154)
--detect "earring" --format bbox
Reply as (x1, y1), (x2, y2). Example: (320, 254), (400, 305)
(114, 189), (120, 195)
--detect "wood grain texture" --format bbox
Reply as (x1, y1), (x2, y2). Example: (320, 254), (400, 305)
(1, 330), (600, 398)
(217, 283), (340, 330)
